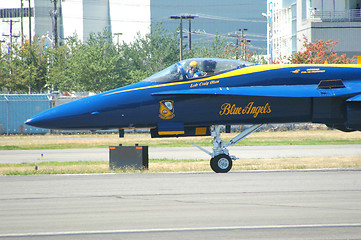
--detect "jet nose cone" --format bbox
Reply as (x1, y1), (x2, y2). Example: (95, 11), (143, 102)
(25, 110), (57, 129)
(24, 95), (105, 130)
(25, 118), (35, 126)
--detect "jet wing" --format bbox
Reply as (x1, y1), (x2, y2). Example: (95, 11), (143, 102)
(152, 84), (361, 98)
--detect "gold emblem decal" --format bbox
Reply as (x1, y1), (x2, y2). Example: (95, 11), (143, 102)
(159, 100), (175, 119)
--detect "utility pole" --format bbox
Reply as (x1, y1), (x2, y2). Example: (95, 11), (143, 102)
(180, 16), (183, 60)
(170, 15), (198, 61)
(113, 32), (122, 50)
(188, 18), (192, 52)
(228, 32), (241, 59)
(0, 40), (4, 56)
(228, 28), (251, 60)
(28, 0), (31, 46)
(50, 0), (59, 48)
(239, 28), (251, 60)
(2, 20), (20, 46)
(20, 0), (24, 46)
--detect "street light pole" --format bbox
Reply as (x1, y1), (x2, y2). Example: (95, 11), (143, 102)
(262, 12), (271, 63)
(180, 16), (183, 60)
(239, 28), (247, 59)
(188, 18), (192, 51)
(170, 15), (198, 61)
(50, 0), (59, 48)
(28, 0), (31, 46)
(113, 32), (122, 50)
(20, 0), (24, 46)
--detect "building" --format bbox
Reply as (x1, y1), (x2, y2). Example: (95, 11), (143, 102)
(62, 0), (151, 43)
(0, 0), (150, 46)
(267, 0), (361, 62)
(1, 0), (267, 52)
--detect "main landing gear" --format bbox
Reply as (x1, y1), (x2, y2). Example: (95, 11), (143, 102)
(192, 124), (263, 173)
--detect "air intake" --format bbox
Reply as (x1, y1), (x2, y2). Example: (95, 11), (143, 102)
(317, 79), (345, 89)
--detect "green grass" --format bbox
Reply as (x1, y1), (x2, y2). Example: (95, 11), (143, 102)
(1, 130), (360, 175)
(1, 139), (361, 151)
(1, 129), (361, 151)
(0, 159), (200, 168)
(0, 159), (205, 175)
(0, 146), (25, 150)
(0, 161), (107, 167)
(2, 156), (361, 175)
(0, 144), (112, 150)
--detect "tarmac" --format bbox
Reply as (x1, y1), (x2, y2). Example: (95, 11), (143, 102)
(1, 170), (361, 239)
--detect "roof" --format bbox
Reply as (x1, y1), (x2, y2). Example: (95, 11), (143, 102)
(0, 94), (51, 101)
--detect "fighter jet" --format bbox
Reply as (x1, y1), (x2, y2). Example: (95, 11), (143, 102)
(26, 58), (361, 173)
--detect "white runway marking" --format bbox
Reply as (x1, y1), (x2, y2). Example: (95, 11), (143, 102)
(1, 223), (361, 238)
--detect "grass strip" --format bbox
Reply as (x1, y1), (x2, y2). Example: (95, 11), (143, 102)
(3, 140), (361, 151)
(1, 130), (361, 151)
(1, 157), (361, 175)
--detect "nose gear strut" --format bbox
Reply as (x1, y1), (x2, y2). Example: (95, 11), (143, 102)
(192, 124), (263, 173)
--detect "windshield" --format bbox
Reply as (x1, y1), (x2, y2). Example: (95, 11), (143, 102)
(143, 58), (256, 83)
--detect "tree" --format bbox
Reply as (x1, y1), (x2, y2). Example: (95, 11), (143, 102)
(0, 43), (28, 93)
(48, 31), (125, 93)
(77, 31), (124, 92)
(0, 38), (49, 93)
(120, 25), (179, 84)
(1, 25), (270, 94)
(21, 38), (50, 93)
(185, 34), (230, 59)
(47, 35), (82, 91)
(274, 36), (353, 64)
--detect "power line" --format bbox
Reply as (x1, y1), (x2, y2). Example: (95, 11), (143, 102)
(197, 14), (266, 23)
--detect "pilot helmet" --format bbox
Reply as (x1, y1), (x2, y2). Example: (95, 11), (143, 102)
(189, 61), (199, 69)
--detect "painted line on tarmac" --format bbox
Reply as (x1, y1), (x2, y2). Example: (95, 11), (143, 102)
(1, 223), (361, 238)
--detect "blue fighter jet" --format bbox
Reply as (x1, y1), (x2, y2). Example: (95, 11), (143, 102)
(26, 58), (361, 173)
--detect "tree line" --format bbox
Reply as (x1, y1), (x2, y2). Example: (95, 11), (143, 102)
(0, 25), (352, 94)
(0, 26), (242, 94)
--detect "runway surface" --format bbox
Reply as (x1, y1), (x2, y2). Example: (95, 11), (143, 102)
(1, 170), (361, 239)
(1, 144), (361, 163)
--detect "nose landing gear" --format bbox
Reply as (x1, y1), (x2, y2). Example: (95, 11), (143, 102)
(192, 124), (263, 173)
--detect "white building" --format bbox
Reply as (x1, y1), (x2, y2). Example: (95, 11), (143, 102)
(0, 0), (151, 46)
(267, 0), (361, 61)
(1, 0), (267, 52)
(62, 0), (151, 43)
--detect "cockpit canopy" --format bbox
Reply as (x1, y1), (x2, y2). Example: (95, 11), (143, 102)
(143, 58), (256, 83)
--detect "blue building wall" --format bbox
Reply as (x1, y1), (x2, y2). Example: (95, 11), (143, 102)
(0, 94), (51, 134)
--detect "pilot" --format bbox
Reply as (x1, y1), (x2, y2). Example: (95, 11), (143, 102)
(187, 61), (204, 78)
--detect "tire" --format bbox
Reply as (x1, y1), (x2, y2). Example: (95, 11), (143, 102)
(210, 154), (232, 173)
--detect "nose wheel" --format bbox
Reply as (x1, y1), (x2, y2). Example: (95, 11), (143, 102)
(192, 124), (263, 173)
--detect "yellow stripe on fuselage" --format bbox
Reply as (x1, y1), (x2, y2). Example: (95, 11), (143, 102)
(158, 131), (185, 135)
(105, 64), (361, 96)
